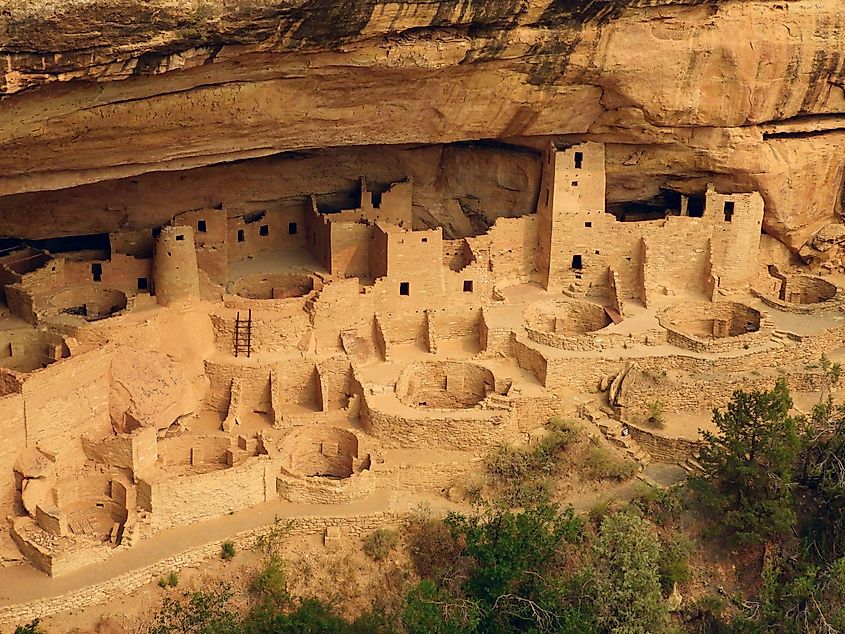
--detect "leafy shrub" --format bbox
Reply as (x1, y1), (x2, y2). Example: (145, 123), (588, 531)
(484, 418), (580, 505)
(254, 516), (290, 557)
(592, 511), (667, 633)
(363, 528), (399, 561)
(631, 484), (683, 526)
(220, 539), (236, 561)
(658, 534), (693, 591)
(404, 515), (462, 581)
(645, 400), (666, 429)
(251, 555), (288, 604)
(158, 571), (179, 588)
(13, 620), (44, 634)
(148, 584), (238, 634)
(584, 441), (638, 481)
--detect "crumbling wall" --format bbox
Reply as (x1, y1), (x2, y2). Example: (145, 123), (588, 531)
(22, 347), (113, 468)
(488, 215), (538, 285)
(0, 392), (25, 516)
(204, 361), (272, 414)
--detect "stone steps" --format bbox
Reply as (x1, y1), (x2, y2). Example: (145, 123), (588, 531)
(680, 456), (705, 474)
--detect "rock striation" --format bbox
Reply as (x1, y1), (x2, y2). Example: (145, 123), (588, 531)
(0, 0), (843, 257)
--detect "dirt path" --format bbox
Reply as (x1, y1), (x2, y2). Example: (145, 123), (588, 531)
(0, 489), (462, 607)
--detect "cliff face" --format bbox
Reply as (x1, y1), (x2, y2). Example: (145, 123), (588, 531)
(0, 0), (843, 258)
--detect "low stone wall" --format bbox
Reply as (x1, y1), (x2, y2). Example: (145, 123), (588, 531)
(276, 471), (376, 505)
(627, 424), (703, 463)
(361, 394), (518, 451)
(0, 511), (401, 629)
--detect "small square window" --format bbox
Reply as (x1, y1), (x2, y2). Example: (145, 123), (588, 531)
(463, 280), (474, 293)
(175, 234), (185, 241)
(400, 282), (410, 296)
(137, 277), (148, 290)
(585, 221), (592, 228)
(421, 237), (428, 243)
(259, 224), (269, 236)
(91, 263), (102, 282)
(288, 222), (298, 235)
(237, 229), (245, 242)
(572, 181), (579, 187)
(197, 220), (207, 233)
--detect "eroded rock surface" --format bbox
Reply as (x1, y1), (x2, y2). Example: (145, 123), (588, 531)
(0, 0), (843, 256)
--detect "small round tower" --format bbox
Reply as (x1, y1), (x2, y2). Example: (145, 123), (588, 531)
(153, 225), (200, 305)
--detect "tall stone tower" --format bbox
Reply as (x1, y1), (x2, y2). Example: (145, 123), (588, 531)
(153, 225), (200, 305)
(537, 142), (607, 291)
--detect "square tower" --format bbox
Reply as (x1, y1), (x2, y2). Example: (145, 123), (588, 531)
(537, 142), (607, 291)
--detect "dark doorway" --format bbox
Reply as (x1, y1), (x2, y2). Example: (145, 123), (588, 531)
(574, 151), (583, 169)
(400, 282), (410, 296)
(723, 201), (735, 222)
(137, 277), (149, 291)
(91, 263), (103, 282)
(571, 255), (583, 270)
(259, 225), (269, 236)
(688, 195), (705, 218)
(288, 222), (298, 235)
(237, 229), (245, 243)
(197, 220), (207, 233)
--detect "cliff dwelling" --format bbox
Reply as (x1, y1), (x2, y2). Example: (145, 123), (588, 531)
(0, 0), (844, 629)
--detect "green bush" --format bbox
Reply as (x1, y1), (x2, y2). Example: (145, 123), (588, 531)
(404, 515), (462, 581)
(631, 484), (683, 526)
(592, 511), (667, 633)
(484, 418), (580, 505)
(363, 528), (399, 561)
(158, 571), (179, 588)
(645, 400), (666, 429)
(658, 534), (693, 591)
(584, 442), (638, 481)
(221, 539), (236, 561)
(252, 555), (288, 604)
(13, 620), (44, 634)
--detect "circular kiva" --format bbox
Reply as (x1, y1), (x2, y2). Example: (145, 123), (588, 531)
(524, 299), (612, 335)
(228, 272), (315, 300)
(279, 427), (369, 479)
(47, 286), (128, 321)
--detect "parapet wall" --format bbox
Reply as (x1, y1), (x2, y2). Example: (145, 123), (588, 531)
(140, 457), (273, 531)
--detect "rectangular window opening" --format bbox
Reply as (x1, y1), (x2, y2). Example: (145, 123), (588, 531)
(288, 222), (298, 235)
(399, 282), (410, 296)
(137, 277), (148, 291)
(571, 254), (583, 270)
(572, 181), (579, 187)
(237, 229), (245, 242)
(259, 224), (269, 236)
(175, 234), (185, 241)
(421, 237), (428, 243)
(463, 280), (474, 293)
(91, 263), (103, 282)
(197, 220), (207, 233)
(545, 189), (550, 206)
(585, 221), (592, 228)
(574, 151), (584, 169)
(723, 201), (735, 222)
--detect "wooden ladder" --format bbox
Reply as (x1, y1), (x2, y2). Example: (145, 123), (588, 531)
(234, 309), (252, 358)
